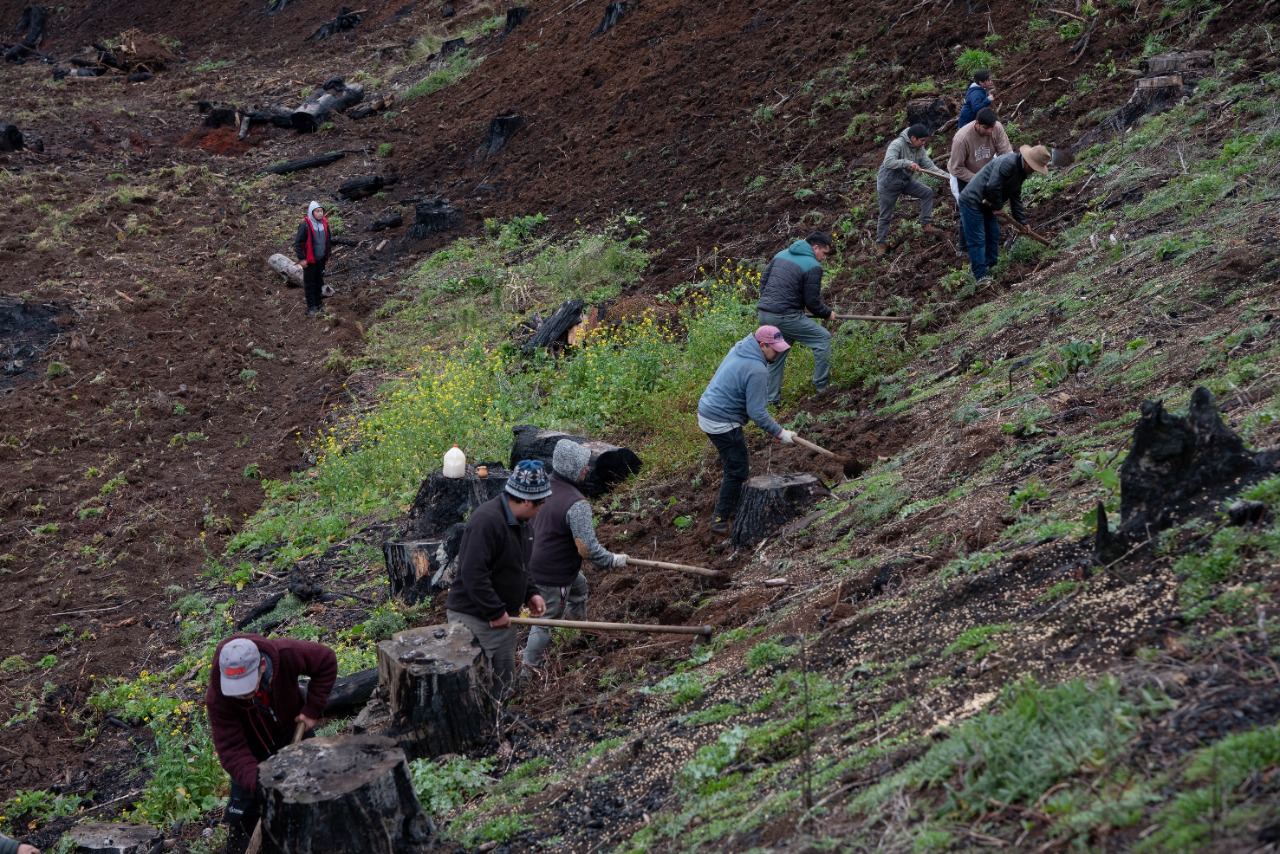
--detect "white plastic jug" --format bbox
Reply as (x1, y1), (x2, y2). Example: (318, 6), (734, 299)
(443, 445), (466, 478)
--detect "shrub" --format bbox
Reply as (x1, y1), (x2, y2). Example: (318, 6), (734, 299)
(955, 49), (998, 77)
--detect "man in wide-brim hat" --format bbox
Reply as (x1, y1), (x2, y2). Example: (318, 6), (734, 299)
(957, 144), (1051, 283)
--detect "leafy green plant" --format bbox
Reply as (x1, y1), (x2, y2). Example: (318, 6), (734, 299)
(955, 49), (998, 77)
(409, 755), (494, 815)
(746, 640), (796, 672)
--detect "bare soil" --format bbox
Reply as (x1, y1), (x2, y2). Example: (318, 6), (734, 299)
(1, 0), (1277, 849)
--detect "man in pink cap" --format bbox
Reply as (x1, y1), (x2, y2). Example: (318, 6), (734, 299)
(205, 634), (337, 854)
(698, 326), (798, 534)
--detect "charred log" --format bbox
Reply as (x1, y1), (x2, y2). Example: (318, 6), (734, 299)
(732, 474), (832, 548)
(259, 735), (433, 852)
(339, 174), (397, 201)
(368, 211), (403, 232)
(312, 6), (362, 40)
(593, 2), (625, 36)
(409, 197), (460, 238)
(0, 124), (24, 152)
(324, 668), (379, 715)
(377, 624), (498, 758)
(3, 5), (45, 63)
(476, 111), (522, 159)
(259, 150), (347, 175)
(291, 80), (365, 132)
(347, 93), (395, 120)
(521, 298), (585, 354)
(508, 425), (641, 498)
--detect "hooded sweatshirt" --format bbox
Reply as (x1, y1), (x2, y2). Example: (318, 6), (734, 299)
(958, 81), (992, 128)
(757, 239), (832, 317)
(697, 334), (784, 437)
(878, 128), (941, 181)
(293, 201), (330, 264)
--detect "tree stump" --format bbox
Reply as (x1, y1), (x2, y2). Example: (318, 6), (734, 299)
(906, 95), (950, 134)
(409, 197), (460, 238)
(65, 822), (162, 854)
(311, 7), (361, 40)
(377, 624), (497, 758)
(509, 425), (641, 497)
(521, 298), (585, 354)
(404, 466), (509, 539)
(440, 37), (466, 56)
(267, 253), (304, 287)
(732, 473), (832, 548)
(383, 538), (454, 603)
(259, 735), (432, 853)
(476, 111), (522, 159)
(0, 123), (26, 151)
(502, 7), (529, 34)
(291, 80), (365, 132)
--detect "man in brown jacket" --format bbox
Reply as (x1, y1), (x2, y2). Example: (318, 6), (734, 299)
(206, 634), (337, 854)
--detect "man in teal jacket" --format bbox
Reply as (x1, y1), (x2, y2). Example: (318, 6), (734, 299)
(757, 233), (836, 405)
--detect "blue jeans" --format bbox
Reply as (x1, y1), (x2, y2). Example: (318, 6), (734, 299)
(706, 427), (750, 520)
(757, 310), (832, 403)
(959, 202), (1000, 280)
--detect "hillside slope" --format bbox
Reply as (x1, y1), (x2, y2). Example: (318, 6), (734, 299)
(1, 0), (1278, 851)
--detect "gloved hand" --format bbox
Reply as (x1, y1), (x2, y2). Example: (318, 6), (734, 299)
(779, 429), (796, 445)
(612, 553), (628, 568)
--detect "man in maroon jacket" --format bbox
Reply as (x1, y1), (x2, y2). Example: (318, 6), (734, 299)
(205, 634), (337, 854)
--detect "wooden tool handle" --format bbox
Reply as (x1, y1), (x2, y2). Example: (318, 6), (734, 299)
(793, 435), (837, 457)
(627, 556), (721, 577)
(993, 209), (1053, 245)
(832, 313), (911, 324)
(921, 168), (952, 181)
(246, 722), (309, 853)
(510, 617), (713, 636)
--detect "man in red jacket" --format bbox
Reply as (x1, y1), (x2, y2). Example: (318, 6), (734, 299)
(205, 634), (337, 854)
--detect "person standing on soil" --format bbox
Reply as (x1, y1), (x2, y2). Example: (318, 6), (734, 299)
(293, 200), (331, 316)
(947, 107), (1012, 245)
(0, 831), (39, 854)
(446, 460), (550, 700)
(205, 634), (338, 854)
(520, 440), (627, 683)
(757, 232), (837, 405)
(698, 326), (797, 535)
(958, 144), (1052, 283)
(957, 69), (995, 128)
(875, 125), (945, 256)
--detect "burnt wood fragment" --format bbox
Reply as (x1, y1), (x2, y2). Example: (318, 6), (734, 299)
(339, 174), (397, 201)
(520, 298), (584, 354)
(368, 211), (403, 232)
(440, 37), (466, 56)
(312, 6), (362, 40)
(0, 123), (24, 151)
(508, 425), (641, 497)
(476, 111), (522, 159)
(593, 2), (625, 36)
(259, 150), (347, 175)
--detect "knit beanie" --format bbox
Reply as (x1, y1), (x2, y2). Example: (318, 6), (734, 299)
(505, 459), (553, 501)
(551, 439), (591, 483)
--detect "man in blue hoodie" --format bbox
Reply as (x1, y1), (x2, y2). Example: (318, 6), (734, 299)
(757, 233), (836, 405)
(957, 70), (994, 128)
(698, 326), (797, 534)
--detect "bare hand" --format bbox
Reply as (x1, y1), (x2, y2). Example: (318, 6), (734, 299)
(295, 713), (317, 729)
(909, 162), (921, 172)
(18, 844), (40, 854)
(489, 612), (511, 628)
(528, 595), (547, 618)
(299, 259), (309, 267)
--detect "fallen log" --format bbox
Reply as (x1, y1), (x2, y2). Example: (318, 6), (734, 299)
(258, 735), (433, 852)
(259, 150), (346, 175)
(378, 624), (498, 757)
(368, 211), (403, 232)
(3, 5), (45, 64)
(338, 174), (397, 201)
(292, 79), (365, 132)
(521, 298), (584, 354)
(312, 6), (362, 40)
(627, 557), (722, 578)
(733, 473), (832, 548)
(347, 93), (395, 120)
(64, 821), (162, 854)
(511, 617), (713, 636)
(324, 668), (379, 715)
(267, 253), (304, 286)
(509, 425), (642, 497)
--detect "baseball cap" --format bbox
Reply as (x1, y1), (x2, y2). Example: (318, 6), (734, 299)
(754, 326), (791, 352)
(219, 638), (262, 697)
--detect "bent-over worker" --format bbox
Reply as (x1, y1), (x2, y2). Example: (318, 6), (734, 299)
(757, 232), (836, 405)
(876, 125), (944, 255)
(958, 145), (1051, 282)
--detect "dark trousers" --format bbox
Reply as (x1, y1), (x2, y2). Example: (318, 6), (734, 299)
(302, 259), (327, 311)
(959, 201), (1001, 280)
(706, 427), (750, 520)
(222, 780), (260, 854)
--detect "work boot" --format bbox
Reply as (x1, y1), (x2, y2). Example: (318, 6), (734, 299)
(874, 243), (888, 257)
(307, 307), (319, 317)
(921, 223), (944, 236)
(709, 517), (730, 535)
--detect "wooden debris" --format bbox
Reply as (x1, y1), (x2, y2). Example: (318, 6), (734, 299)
(509, 425), (642, 497)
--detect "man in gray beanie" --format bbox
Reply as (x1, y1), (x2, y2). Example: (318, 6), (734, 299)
(521, 440), (628, 683)
(446, 459), (550, 699)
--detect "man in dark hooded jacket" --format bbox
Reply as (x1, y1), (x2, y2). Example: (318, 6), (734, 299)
(958, 144), (1051, 281)
(757, 233), (836, 405)
(293, 200), (331, 316)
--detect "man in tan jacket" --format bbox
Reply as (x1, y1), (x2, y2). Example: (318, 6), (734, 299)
(948, 107), (1013, 249)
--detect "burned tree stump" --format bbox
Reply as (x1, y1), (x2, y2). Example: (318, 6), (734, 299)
(476, 111), (522, 159)
(4, 5), (45, 64)
(732, 473), (832, 548)
(593, 2), (626, 36)
(1117, 387), (1256, 539)
(509, 425), (641, 497)
(259, 735), (433, 853)
(906, 95), (950, 134)
(384, 538), (453, 603)
(502, 7), (529, 34)
(312, 6), (361, 40)
(378, 624), (497, 757)
(409, 197), (460, 238)
(521, 298), (585, 354)
(0, 123), (24, 152)
(291, 79), (365, 132)
(439, 37), (466, 56)
(404, 467), (509, 539)
(65, 822), (162, 854)
(267, 253), (304, 286)
(339, 174), (397, 201)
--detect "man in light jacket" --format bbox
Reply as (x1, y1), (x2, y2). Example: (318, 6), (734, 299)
(948, 107), (1013, 246)
(875, 125), (944, 255)
(698, 327), (797, 535)
(757, 232), (836, 405)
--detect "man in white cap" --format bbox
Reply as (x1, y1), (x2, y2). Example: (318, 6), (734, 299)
(521, 440), (628, 682)
(446, 459), (550, 700)
(958, 144), (1052, 283)
(205, 634), (337, 854)
(698, 326), (798, 535)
